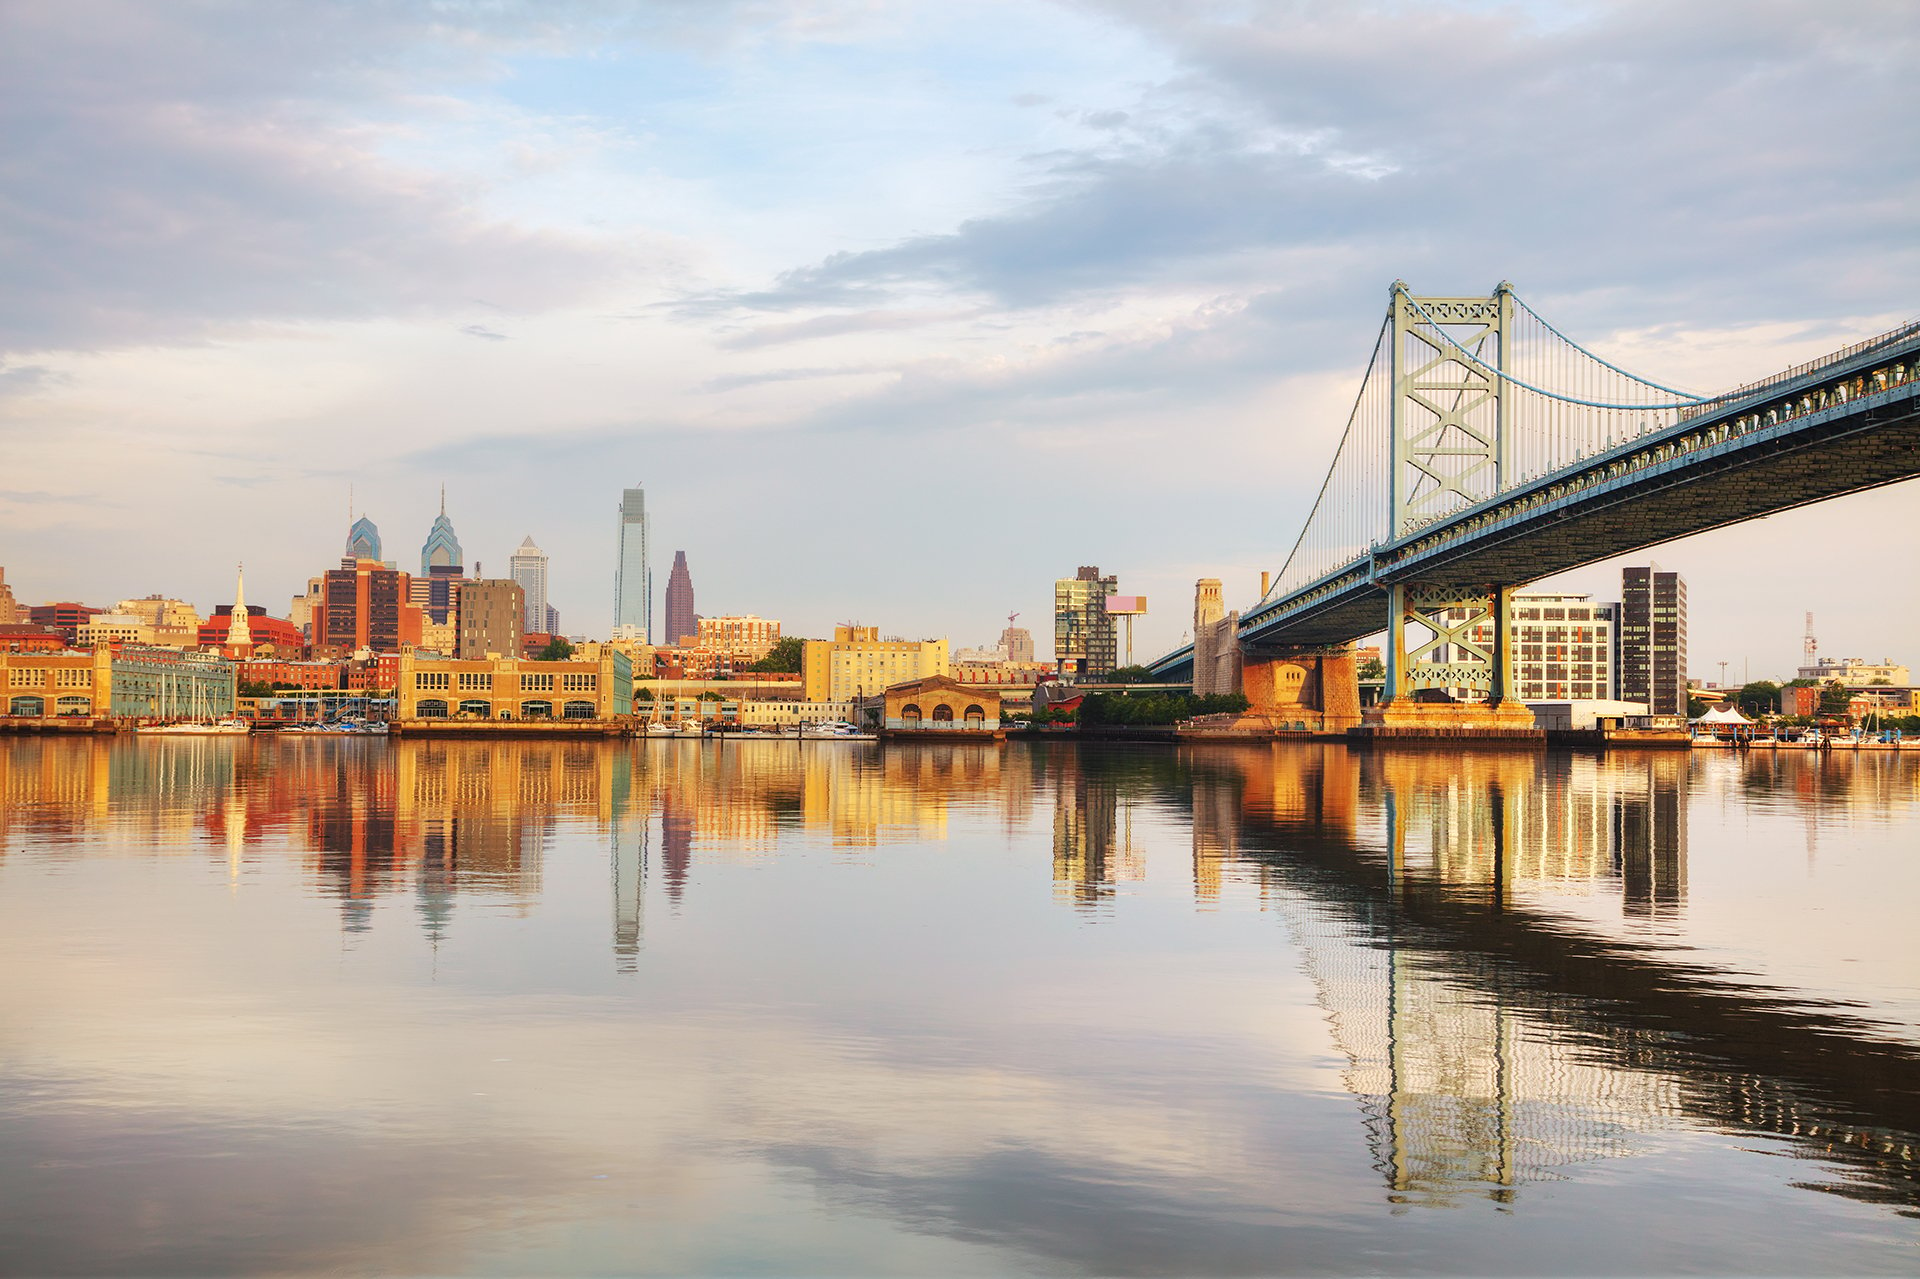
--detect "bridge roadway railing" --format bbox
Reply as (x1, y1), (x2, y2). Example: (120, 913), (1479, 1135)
(1147, 321), (1920, 677)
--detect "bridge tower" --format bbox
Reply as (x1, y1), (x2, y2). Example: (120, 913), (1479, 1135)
(1374, 282), (1537, 740)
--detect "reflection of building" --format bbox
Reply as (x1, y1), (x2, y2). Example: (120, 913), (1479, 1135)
(1620, 566), (1686, 717)
(1054, 566), (1117, 678)
(1051, 759), (1143, 910)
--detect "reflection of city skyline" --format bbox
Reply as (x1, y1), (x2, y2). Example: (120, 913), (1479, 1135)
(3, 737), (1916, 1220)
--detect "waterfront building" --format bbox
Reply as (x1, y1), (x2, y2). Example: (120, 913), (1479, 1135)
(614, 486), (653, 644)
(802, 625), (949, 703)
(1619, 566), (1687, 717)
(345, 515), (383, 563)
(237, 657), (344, 690)
(663, 550), (696, 647)
(315, 559), (423, 656)
(29, 603), (103, 645)
(696, 615), (781, 663)
(1055, 566), (1118, 679)
(112, 596), (202, 646)
(456, 579), (525, 661)
(880, 675), (1002, 732)
(1795, 656), (1910, 687)
(509, 536), (548, 635)
(1435, 592), (1618, 701)
(396, 648), (633, 721)
(0, 568), (18, 625)
(0, 645), (235, 720)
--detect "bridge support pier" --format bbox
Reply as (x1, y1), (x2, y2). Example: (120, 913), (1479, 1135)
(1356, 582), (1541, 747)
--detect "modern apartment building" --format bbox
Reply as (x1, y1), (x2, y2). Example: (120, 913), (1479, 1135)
(1439, 592), (1618, 701)
(1054, 566), (1118, 678)
(1619, 566), (1687, 716)
(614, 486), (652, 643)
(801, 625), (949, 702)
(509, 536), (549, 635)
(696, 615), (781, 663)
(456, 579), (525, 661)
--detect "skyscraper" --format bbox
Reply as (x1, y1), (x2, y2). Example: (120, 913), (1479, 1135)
(1619, 566), (1687, 716)
(510, 536), (548, 634)
(416, 490), (465, 625)
(614, 486), (652, 642)
(420, 489), (462, 575)
(663, 550), (695, 646)
(345, 515), (382, 563)
(1054, 566), (1117, 678)
(456, 579), (524, 660)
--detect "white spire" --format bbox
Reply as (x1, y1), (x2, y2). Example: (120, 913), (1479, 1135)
(229, 563), (252, 649)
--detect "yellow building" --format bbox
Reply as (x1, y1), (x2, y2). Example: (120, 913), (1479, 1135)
(76, 613), (156, 647)
(114, 596), (204, 646)
(396, 649), (633, 720)
(802, 625), (948, 703)
(881, 675), (1001, 733)
(696, 614), (781, 663)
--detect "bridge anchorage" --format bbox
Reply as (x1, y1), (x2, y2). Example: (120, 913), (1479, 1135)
(1155, 280), (1920, 744)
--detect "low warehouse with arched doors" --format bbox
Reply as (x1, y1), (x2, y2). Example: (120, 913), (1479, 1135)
(881, 675), (1003, 739)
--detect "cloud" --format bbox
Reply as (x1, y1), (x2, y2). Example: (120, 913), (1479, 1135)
(681, 0), (1916, 335)
(460, 324), (511, 341)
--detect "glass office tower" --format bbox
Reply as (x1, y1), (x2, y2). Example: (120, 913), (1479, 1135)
(614, 486), (652, 641)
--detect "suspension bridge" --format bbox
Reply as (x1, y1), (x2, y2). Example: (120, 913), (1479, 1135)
(1147, 283), (1920, 734)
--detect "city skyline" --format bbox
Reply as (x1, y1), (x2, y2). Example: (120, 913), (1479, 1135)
(0, 4), (1914, 677)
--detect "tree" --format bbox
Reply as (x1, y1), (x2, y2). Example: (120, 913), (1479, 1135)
(1103, 665), (1157, 684)
(1358, 657), (1385, 681)
(1686, 694), (1713, 719)
(1734, 680), (1780, 717)
(748, 636), (806, 673)
(537, 637), (574, 661)
(1817, 680), (1853, 716)
(634, 687), (653, 702)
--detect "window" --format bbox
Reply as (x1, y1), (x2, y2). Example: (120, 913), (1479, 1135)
(56, 668), (90, 688)
(8, 695), (45, 715)
(416, 699), (448, 718)
(562, 700), (595, 719)
(416, 671), (450, 690)
(522, 673), (554, 692)
(562, 672), (596, 692)
(457, 672), (492, 691)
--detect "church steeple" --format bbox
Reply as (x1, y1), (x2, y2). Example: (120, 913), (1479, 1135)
(228, 563), (253, 652)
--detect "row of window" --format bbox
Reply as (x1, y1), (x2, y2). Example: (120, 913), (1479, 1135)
(414, 670), (599, 693)
(413, 699), (598, 719)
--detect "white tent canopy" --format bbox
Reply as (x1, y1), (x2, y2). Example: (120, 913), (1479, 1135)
(1696, 705), (1753, 725)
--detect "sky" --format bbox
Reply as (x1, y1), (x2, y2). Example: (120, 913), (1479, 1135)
(2, 0), (1915, 679)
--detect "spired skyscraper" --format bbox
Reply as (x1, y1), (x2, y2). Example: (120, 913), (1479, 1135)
(510, 536), (550, 635)
(416, 490), (465, 626)
(663, 550), (695, 647)
(345, 515), (382, 563)
(614, 486), (652, 641)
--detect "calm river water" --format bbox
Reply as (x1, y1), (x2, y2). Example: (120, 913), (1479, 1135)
(1, 737), (1916, 1275)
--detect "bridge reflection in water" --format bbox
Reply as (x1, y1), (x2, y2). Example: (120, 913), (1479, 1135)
(1, 736), (1914, 1222)
(1177, 746), (1918, 1216)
